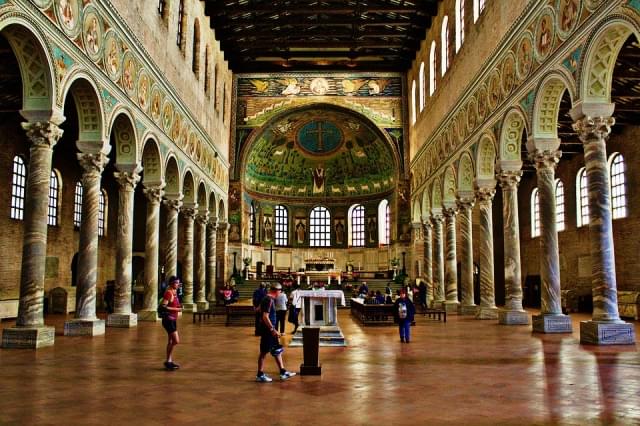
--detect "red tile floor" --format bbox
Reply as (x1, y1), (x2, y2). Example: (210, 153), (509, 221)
(1, 310), (639, 425)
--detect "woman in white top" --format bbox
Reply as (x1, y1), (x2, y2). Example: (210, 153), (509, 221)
(289, 285), (302, 334)
(275, 288), (289, 334)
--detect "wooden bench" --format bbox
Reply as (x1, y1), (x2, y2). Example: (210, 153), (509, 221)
(424, 309), (446, 322)
(618, 291), (640, 320)
(225, 305), (256, 327)
(350, 298), (395, 326)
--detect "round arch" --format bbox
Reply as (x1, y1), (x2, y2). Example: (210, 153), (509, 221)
(421, 189), (431, 222)
(208, 191), (217, 218)
(431, 177), (442, 214)
(141, 137), (163, 185)
(60, 73), (106, 153)
(164, 155), (181, 197)
(457, 151), (474, 193)
(218, 199), (226, 222)
(109, 110), (139, 167)
(475, 132), (497, 182)
(498, 107), (528, 166)
(182, 169), (196, 205)
(532, 71), (575, 140)
(442, 166), (457, 207)
(197, 181), (208, 212)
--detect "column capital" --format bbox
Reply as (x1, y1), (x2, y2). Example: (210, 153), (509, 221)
(422, 220), (432, 232)
(163, 194), (183, 212)
(143, 183), (165, 204)
(182, 207), (198, 220)
(430, 214), (443, 225)
(77, 152), (108, 176)
(530, 149), (562, 171)
(217, 222), (229, 231)
(207, 219), (218, 231)
(443, 206), (458, 218)
(196, 212), (209, 225)
(21, 121), (63, 149)
(497, 170), (522, 189)
(114, 167), (142, 191)
(475, 187), (496, 203)
(456, 197), (475, 211)
(572, 116), (615, 142)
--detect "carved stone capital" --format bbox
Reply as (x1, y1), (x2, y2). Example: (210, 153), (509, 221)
(430, 214), (443, 226)
(497, 170), (522, 190)
(475, 187), (496, 203)
(572, 116), (615, 142)
(207, 219), (218, 231)
(530, 149), (562, 172)
(22, 121), (64, 149)
(143, 184), (165, 204)
(163, 194), (184, 212)
(77, 152), (108, 176)
(182, 207), (198, 220)
(456, 197), (475, 212)
(114, 168), (141, 191)
(443, 206), (458, 218)
(197, 212), (209, 225)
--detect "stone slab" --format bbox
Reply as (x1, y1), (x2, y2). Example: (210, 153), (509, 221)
(64, 319), (105, 336)
(498, 310), (530, 325)
(137, 310), (160, 322)
(580, 320), (636, 345)
(1, 326), (55, 349)
(0, 299), (18, 319)
(459, 304), (478, 316)
(443, 301), (460, 314)
(197, 301), (209, 311)
(532, 314), (572, 333)
(476, 307), (499, 320)
(289, 326), (347, 347)
(107, 313), (138, 328)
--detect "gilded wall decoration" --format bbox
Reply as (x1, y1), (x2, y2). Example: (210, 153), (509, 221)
(121, 52), (137, 98)
(54, 0), (81, 38)
(501, 53), (516, 95)
(137, 70), (150, 112)
(584, 0), (605, 10)
(103, 31), (122, 81)
(557, 0), (581, 38)
(32, 0), (52, 9)
(516, 31), (534, 81)
(52, 46), (74, 88)
(82, 6), (103, 62)
(487, 70), (501, 111)
(150, 86), (162, 122)
(477, 84), (488, 119)
(535, 9), (556, 61)
(162, 100), (173, 133)
(466, 98), (478, 132)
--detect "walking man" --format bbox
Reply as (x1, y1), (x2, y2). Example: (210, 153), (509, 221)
(393, 289), (415, 343)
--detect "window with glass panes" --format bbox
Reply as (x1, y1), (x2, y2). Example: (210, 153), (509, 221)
(351, 205), (365, 247)
(555, 180), (565, 231)
(177, 0), (185, 48)
(48, 170), (59, 226)
(385, 204), (390, 244)
(610, 153), (627, 219)
(74, 181), (83, 228)
(10, 156), (26, 220)
(98, 190), (106, 236)
(532, 188), (540, 238)
(275, 205), (288, 246)
(309, 206), (330, 247)
(578, 168), (589, 227)
(249, 204), (256, 244)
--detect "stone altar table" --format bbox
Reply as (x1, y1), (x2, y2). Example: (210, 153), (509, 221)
(289, 289), (347, 347)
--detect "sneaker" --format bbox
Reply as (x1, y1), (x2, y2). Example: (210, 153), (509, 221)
(256, 374), (273, 383)
(164, 361), (178, 370)
(280, 371), (297, 381)
(400, 337), (405, 343)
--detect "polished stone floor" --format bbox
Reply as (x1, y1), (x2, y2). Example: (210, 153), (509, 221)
(1, 310), (639, 425)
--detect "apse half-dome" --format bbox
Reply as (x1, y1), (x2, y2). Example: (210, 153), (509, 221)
(243, 106), (396, 199)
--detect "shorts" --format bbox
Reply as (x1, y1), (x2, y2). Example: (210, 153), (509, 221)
(259, 332), (279, 355)
(162, 318), (177, 334)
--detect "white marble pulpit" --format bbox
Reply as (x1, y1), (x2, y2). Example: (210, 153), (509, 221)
(289, 289), (347, 347)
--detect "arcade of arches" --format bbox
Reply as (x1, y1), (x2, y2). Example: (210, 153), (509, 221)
(1, 0), (640, 424)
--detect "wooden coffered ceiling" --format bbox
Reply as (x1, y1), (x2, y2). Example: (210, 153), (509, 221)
(202, 0), (441, 72)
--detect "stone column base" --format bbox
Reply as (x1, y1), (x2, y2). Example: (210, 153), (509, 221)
(2, 326), (55, 349)
(64, 319), (105, 336)
(498, 309), (529, 325)
(580, 320), (636, 345)
(532, 314), (572, 333)
(182, 303), (197, 313)
(107, 313), (138, 328)
(475, 306), (499, 320)
(197, 301), (209, 311)
(443, 301), (460, 314)
(137, 310), (160, 322)
(459, 304), (478, 315)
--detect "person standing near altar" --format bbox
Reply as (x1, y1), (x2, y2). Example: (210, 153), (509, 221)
(275, 286), (288, 334)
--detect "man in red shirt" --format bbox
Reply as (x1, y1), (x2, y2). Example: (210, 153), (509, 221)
(161, 276), (183, 370)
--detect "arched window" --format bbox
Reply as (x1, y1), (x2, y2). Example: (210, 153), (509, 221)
(429, 41), (437, 95)
(222, 82), (227, 121)
(576, 167), (589, 227)
(10, 155), (26, 220)
(74, 181), (83, 228)
(204, 46), (211, 95)
(411, 80), (417, 125)
(531, 188), (540, 238)
(309, 206), (330, 247)
(192, 20), (201, 76)
(98, 189), (107, 237)
(275, 205), (288, 246)
(348, 204), (365, 247)
(213, 64), (218, 107)
(555, 179), (565, 232)
(378, 199), (390, 245)
(48, 169), (60, 226)
(249, 203), (256, 244)
(609, 153), (627, 219)
(177, 0), (185, 50)
(418, 62), (425, 111)
(158, 0), (167, 17)
(473, 0), (486, 23)
(455, 0), (465, 52)
(441, 16), (449, 76)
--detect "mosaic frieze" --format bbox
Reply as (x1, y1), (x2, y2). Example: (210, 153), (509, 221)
(557, 0), (582, 39)
(82, 5), (103, 62)
(238, 75), (402, 98)
(54, 0), (81, 39)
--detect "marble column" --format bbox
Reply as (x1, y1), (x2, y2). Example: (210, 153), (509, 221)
(457, 198), (477, 315)
(411, 222), (424, 279)
(64, 152), (109, 336)
(443, 207), (460, 314)
(531, 150), (572, 333)
(182, 206), (198, 312)
(475, 187), (499, 320)
(107, 167), (141, 328)
(206, 221), (218, 303)
(497, 170), (529, 325)
(195, 213), (209, 311)
(572, 113), (635, 344)
(138, 185), (164, 321)
(431, 214), (445, 309)
(215, 222), (229, 291)
(423, 222), (433, 307)
(163, 197), (182, 279)
(2, 122), (62, 349)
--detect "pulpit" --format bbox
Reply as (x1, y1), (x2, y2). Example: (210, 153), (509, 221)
(289, 289), (347, 347)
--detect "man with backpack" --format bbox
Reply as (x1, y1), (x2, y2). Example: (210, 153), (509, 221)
(393, 289), (415, 343)
(252, 282), (268, 336)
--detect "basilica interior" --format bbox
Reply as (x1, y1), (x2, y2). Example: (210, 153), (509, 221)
(1, 0), (640, 424)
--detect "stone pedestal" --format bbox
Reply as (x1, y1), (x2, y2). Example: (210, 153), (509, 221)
(444, 300), (460, 314)
(533, 314), (572, 333)
(64, 319), (105, 336)
(580, 320), (636, 345)
(2, 326), (55, 349)
(476, 306), (499, 320)
(107, 313), (138, 328)
(459, 304), (478, 315)
(498, 309), (529, 325)
(137, 310), (160, 321)
(197, 301), (209, 311)
(289, 290), (346, 347)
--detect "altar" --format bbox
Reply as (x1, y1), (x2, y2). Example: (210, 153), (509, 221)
(289, 289), (347, 347)
(298, 257), (342, 286)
